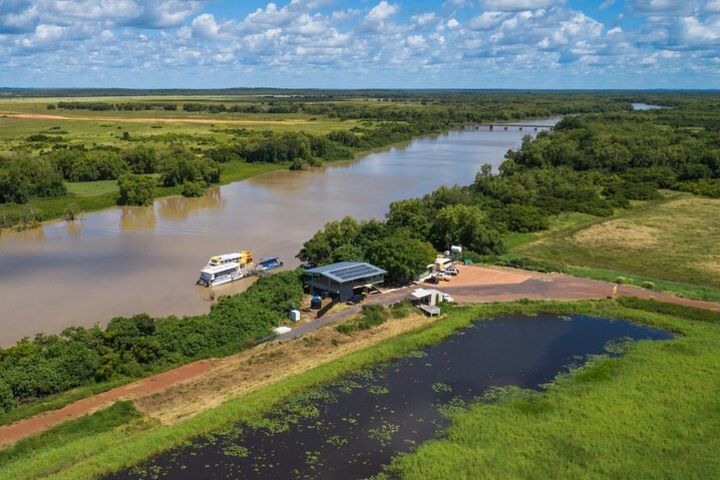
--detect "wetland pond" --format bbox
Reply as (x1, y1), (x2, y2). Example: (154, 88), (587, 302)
(108, 314), (670, 480)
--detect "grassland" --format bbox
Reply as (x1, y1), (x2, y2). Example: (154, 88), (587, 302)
(0, 95), (372, 229)
(1, 299), (718, 480)
(500, 194), (720, 302)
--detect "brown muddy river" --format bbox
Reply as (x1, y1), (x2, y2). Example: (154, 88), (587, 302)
(0, 120), (557, 345)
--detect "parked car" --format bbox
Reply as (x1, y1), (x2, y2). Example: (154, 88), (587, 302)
(346, 294), (365, 305)
(436, 273), (452, 282)
(443, 267), (459, 276)
(425, 276), (440, 285)
(442, 293), (455, 303)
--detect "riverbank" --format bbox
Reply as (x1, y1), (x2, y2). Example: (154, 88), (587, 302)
(0, 161), (289, 232)
(0, 122), (555, 345)
(0, 135), (419, 233)
(0, 298), (715, 479)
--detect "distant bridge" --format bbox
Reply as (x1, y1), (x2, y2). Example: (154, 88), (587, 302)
(465, 123), (555, 132)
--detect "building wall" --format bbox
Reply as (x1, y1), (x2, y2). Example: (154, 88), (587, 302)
(304, 274), (385, 301)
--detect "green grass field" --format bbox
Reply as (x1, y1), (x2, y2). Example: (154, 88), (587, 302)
(1, 299), (718, 480)
(502, 194), (720, 302)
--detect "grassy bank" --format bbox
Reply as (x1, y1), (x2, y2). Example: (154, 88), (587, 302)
(499, 195), (720, 302)
(2, 299), (716, 479)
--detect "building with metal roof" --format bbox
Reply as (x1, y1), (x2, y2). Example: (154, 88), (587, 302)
(303, 262), (386, 301)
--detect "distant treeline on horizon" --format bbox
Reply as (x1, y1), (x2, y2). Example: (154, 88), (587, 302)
(1, 87), (719, 99)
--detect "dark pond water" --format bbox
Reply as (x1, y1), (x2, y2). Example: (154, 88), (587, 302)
(109, 314), (670, 480)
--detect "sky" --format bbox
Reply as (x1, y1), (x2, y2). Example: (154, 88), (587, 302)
(0, 0), (719, 89)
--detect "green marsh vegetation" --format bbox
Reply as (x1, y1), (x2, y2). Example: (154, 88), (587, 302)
(381, 298), (720, 480)
(1, 298), (716, 480)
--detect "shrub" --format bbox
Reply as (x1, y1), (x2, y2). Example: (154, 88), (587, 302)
(64, 203), (79, 221)
(328, 130), (360, 147)
(0, 156), (66, 204)
(642, 281), (656, 290)
(159, 152), (220, 187)
(490, 204), (549, 233)
(118, 174), (155, 206)
(0, 380), (17, 414)
(123, 146), (158, 174)
(337, 304), (390, 334)
(614, 276), (628, 284)
(182, 180), (206, 197)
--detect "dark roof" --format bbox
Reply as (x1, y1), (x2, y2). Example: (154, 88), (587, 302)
(304, 262), (386, 283)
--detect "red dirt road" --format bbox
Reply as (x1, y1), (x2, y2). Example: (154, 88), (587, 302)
(442, 265), (720, 311)
(0, 359), (216, 449)
(1, 265), (718, 448)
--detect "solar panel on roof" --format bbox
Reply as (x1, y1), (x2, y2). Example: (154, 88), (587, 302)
(330, 264), (377, 280)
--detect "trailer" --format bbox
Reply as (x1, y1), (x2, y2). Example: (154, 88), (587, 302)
(258, 256), (284, 271)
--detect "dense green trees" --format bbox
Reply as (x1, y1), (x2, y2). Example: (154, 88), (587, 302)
(55, 101), (177, 111)
(429, 204), (504, 254)
(0, 271), (303, 413)
(0, 156), (66, 203)
(366, 235), (436, 284)
(241, 132), (313, 164)
(298, 216), (437, 283)
(123, 146), (158, 174)
(505, 108), (720, 198)
(49, 150), (128, 182)
(158, 149), (220, 188)
(118, 174), (155, 206)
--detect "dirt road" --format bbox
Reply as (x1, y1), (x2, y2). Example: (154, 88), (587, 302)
(440, 265), (720, 311)
(1, 265), (718, 448)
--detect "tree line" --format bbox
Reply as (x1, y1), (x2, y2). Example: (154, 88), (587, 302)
(299, 101), (720, 282)
(51, 102), (178, 111)
(0, 271), (303, 414)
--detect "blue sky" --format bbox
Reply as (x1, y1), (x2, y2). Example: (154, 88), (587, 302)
(0, 0), (719, 89)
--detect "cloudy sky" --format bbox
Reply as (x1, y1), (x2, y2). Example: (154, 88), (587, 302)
(0, 0), (718, 89)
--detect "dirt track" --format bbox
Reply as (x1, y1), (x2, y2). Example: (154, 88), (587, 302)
(442, 265), (720, 311)
(1, 112), (309, 126)
(1, 265), (718, 448)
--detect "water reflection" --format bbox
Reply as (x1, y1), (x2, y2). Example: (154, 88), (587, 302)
(0, 119), (559, 345)
(155, 187), (224, 221)
(120, 206), (157, 231)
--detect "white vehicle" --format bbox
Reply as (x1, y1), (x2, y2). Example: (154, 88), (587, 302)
(197, 262), (243, 287)
(442, 293), (455, 303)
(443, 267), (459, 276)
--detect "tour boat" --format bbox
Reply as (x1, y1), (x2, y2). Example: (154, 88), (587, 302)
(207, 250), (254, 268)
(197, 262), (244, 287)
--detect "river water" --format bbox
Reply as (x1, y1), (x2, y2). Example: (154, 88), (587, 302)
(0, 119), (558, 346)
(107, 314), (671, 480)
